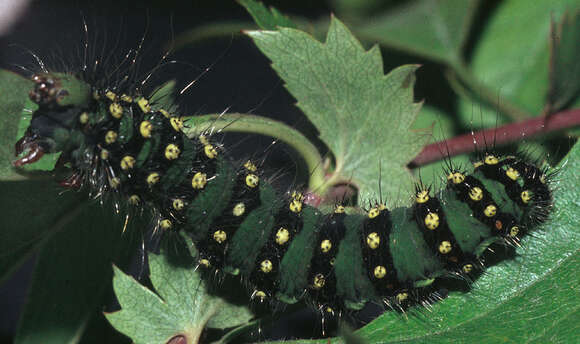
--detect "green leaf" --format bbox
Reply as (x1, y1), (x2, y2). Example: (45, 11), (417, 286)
(105, 246), (254, 344)
(14, 200), (142, 344)
(0, 181), (85, 283)
(256, 140), (580, 344)
(0, 70), (33, 177)
(458, 0), (579, 126)
(546, 9), (580, 113)
(0, 69), (60, 175)
(355, 0), (479, 63)
(247, 17), (427, 202)
(238, 0), (296, 30)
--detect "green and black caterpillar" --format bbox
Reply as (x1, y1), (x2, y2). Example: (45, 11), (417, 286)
(14, 71), (553, 315)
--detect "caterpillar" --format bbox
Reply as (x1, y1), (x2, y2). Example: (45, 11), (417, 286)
(13, 70), (554, 319)
(6, 4), (580, 342)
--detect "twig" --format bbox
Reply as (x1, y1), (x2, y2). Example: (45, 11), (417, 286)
(409, 108), (580, 167)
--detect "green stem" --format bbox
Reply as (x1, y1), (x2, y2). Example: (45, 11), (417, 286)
(170, 21), (257, 51)
(450, 60), (532, 121)
(184, 113), (327, 194)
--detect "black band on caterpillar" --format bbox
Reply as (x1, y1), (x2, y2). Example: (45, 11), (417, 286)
(14, 72), (554, 314)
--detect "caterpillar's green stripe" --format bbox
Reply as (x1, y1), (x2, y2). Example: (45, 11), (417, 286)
(14, 72), (553, 314)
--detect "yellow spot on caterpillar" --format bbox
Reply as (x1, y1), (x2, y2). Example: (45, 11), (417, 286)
(120, 94), (132, 103)
(334, 205), (345, 213)
(146, 172), (160, 186)
(245, 174), (259, 188)
(105, 91), (116, 101)
(325, 306), (334, 314)
(109, 177), (120, 189)
(159, 109), (170, 118)
(313, 274), (325, 289)
(100, 149), (109, 160)
(424, 212), (439, 230)
(260, 259), (273, 273)
(473, 161), (484, 168)
(199, 259), (210, 267)
(462, 264), (473, 273)
(506, 167), (520, 181)
(540, 174), (546, 184)
(204, 144), (218, 159)
(289, 199), (303, 213)
(164, 143), (181, 160)
(160, 219), (172, 230)
(92, 91), (100, 100)
(213, 230), (227, 243)
(170, 117), (183, 132)
(79, 112), (89, 124)
(509, 226), (519, 237)
(137, 97), (151, 113)
(469, 186), (483, 201)
(439, 241), (452, 254)
(374, 265), (386, 279)
(275, 227), (290, 245)
(105, 130), (118, 144)
(191, 172), (207, 189)
(232, 202), (245, 216)
(172, 199), (185, 211)
(484, 204), (497, 217)
(521, 190), (531, 204)
(289, 191), (304, 213)
(368, 207), (380, 219)
(366, 232), (380, 249)
(395, 292), (408, 303)
(107, 104), (120, 119)
(120, 155), (136, 170)
(109, 103), (123, 119)
(253, 290), (266, 301)
(128, 195), (140, 205)
(416, 190), (429, 203)
(447, 172), (465, 184)
(199, 134), (209, 145)
(485, 154), (499, 165)
(244, 160), (257, 172)
(139, 121), (153, 138)
(329, 258), (336, 266)
(320, 239), (332, 253)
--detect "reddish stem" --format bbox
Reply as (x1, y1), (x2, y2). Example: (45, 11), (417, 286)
(410, 108), (580, 167)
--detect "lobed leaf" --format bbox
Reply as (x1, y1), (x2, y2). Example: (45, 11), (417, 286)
(106, 247), (254, 344)
(247, 16), (428, 203)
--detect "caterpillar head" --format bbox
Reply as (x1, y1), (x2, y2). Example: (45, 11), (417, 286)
(14, 73), (92, 166)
